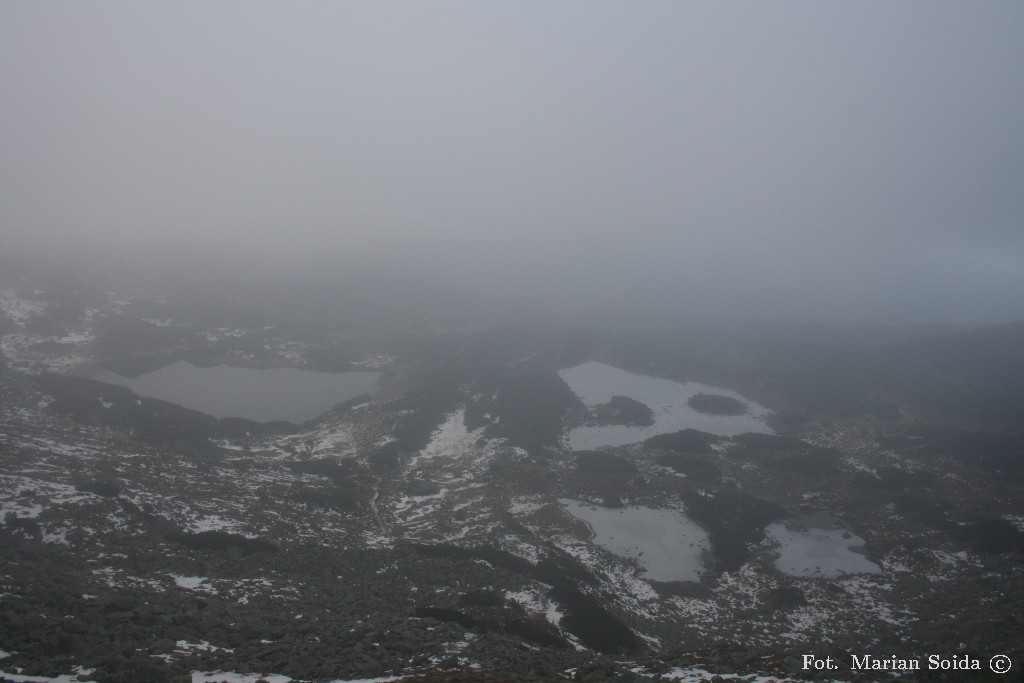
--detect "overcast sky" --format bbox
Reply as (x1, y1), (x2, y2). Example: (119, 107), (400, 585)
(2, 1), (1023, 324)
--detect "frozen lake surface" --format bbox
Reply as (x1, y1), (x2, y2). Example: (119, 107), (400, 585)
(93, 361), (378, 423)
(766, 519), (881, 578)
(559, 361), (772, 449)
(560, 499), (710, 582)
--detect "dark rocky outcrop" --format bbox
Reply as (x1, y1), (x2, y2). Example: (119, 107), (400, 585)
(644, 428), (720, 453)
(574, 451), (637, 475)
(730, 433), (840, 474)
(680, 488), (786, 571)
(164, 531), (277, 555)
(412, 544), (640, 655)
(654, 453), (722, 481)
(688, 393), (747, 416)
(590, 395), (654, 426)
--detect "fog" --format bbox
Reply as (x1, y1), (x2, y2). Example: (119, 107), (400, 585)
(3, 1), (1023, 325)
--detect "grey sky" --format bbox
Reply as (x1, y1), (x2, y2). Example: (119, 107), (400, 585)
(2, 1), (1023, 324)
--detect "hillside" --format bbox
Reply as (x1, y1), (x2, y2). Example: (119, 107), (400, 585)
(1, 277), (1022, 682)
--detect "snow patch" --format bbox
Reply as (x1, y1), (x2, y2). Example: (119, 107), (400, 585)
(186, 514), (239, 534)
(176, 640), (234, 654)
(0, 290), (46, 321)
(415, 409), (481, 463)
(652, 666), (812, 682)
(170, 575), (218, 594)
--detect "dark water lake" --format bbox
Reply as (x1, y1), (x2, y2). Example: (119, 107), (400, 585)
(766, 511), (881, 578)
(92, 360), (378, 423)
(560, 499), (710, 582)
(559, 361), (773, 449)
